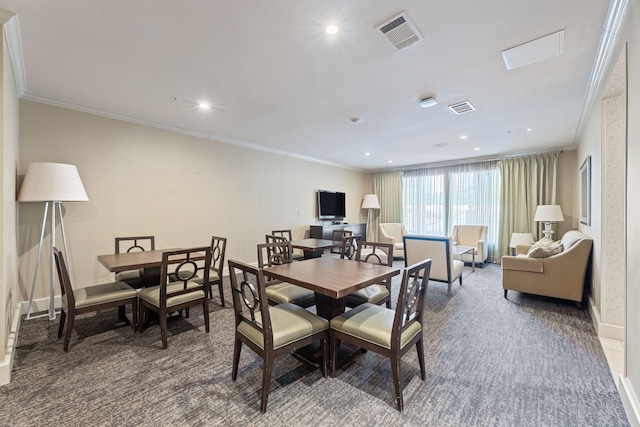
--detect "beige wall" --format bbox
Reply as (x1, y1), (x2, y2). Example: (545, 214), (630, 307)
(1, 16), (20, 384)
(17, 100), (370, 301)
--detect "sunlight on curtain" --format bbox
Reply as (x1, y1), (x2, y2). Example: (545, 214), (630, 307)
(402, 161), (500, 261)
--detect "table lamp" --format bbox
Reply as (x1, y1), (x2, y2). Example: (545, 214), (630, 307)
(509, 232), (535, 255)
(361, 194), (380, 241)
(18, 162), (89, 320)
(534, 205), (564, 240)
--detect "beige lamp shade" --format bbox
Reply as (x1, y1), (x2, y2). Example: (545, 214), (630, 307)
(533, 205), (564, 222)
(509, 232), (535, 248)
(361, 194), (380, 210)
(18, 162), (89, 202)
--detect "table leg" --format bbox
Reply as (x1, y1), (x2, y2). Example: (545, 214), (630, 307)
(472, 251), (475, 273)
(302, 249), (324, 259)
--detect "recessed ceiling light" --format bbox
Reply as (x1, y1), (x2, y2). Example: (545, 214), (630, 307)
(526, 128), (533, 132)
(474, 147), (481, 151)
(326, 25), (338, 35)
(198, 102), (211, 110)
(459, 135), (468, 140)
(365, 152), (371, 156)
(388, 160), (393, 163)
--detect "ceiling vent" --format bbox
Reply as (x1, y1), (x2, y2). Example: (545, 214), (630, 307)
(448, 101), (476, 115)
(375, 12), (423, 51)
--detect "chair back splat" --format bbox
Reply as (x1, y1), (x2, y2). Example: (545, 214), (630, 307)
(228, 259), (329, 413)
(138, 246), (212, 348)
(114, 236), (156, 288)
(329, 258), (431, 411)
(207, 236), (228, 306)
(342, 240), (394, 308)
(258, 241), (315, 308)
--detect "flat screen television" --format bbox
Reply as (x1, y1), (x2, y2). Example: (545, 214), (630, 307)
(317, 190), (346, 220)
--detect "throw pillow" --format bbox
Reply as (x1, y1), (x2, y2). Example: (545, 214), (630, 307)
(527, 239), (564, 258)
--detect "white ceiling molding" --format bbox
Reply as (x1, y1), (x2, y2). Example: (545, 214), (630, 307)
(0, 11), (26, 97)
(574, 0), (631, 142)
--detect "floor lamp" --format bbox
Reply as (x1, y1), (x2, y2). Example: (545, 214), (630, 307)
(18, 162), (89, 320)
(361, 194), (380, 242)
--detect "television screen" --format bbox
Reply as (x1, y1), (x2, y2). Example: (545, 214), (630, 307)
(317, 190), (346, 219)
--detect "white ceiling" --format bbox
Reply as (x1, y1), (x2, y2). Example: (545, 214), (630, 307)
(0, 0), (615, 171)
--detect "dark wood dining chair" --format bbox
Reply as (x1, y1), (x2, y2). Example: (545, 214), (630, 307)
(138, 246), (211, 349)
(330, 258), (432, 411)
(228, 259), (329, 413)
(53, 248), (138, 352)
(114, 236), (155, 288)
(339, 234), (362, 260)
(331, 229), (353, 254)
(270, 230), (305, 260)
(341, 240), (394, 308)
(258, 241), (315, 308)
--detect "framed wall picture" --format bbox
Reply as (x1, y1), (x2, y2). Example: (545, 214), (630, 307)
(580, 155), (591, 225)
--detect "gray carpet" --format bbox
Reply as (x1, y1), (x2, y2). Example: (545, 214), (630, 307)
(0, 263), (629, 426)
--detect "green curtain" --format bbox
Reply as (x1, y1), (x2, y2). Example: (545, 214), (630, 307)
(372, 171), (403, 241)
(498, 153), (558, 263)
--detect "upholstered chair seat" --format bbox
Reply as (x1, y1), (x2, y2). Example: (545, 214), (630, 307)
(62, 281), (137, 310)
(138, 281), (205, 308)
(341, 240), (394, 308)
(265, 281), (316, 307)
(330, 259), (432, 411)
(404, 235), (464, 296)
(346, 285), (390, 307)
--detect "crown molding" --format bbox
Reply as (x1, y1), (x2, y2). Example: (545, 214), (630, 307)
(574, 0), (630, 142)
(1, 11), (26, 97)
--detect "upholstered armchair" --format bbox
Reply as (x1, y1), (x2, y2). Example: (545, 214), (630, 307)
(378, 223), (409, 258)
(450, 225), (488, 266)
(403, 235), (464, 296)
(502, 230), (593, 304)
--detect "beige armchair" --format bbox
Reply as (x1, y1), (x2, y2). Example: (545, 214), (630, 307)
(502, 230), (593, 304)
(403, 235), (464, 296)
(378, 223), (408, 258)
(450, 225), (488, 266)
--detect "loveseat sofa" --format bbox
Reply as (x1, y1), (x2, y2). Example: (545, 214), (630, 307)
(501, 230), (593, 304)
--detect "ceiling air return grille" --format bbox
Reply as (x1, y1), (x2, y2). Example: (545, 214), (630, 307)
(448, 101), (476, 115)
(375, 12), (423, 51)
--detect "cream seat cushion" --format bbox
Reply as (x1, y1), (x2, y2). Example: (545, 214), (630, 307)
(330, 303), (422, 349)
(237, 303), (329, 350)
(138, 281), (205, 308)
(265, 282), (315, 306)
(346, 284), (389, 305)
(62, 281), (137, 310)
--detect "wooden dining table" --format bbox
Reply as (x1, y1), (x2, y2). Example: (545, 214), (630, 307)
(97, 248), (198, 287)
(289, 238), (341, 259)
(263, 256), (400, 319)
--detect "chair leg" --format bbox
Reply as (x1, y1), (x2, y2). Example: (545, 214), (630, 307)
(503, 289), (508, 299)
(261, 355), (273, 413)
(63, 312), (75, 352)
(330, 336), (339, 377)
(459, 276), (463, 286)
(160, 310), (169, 349)
(416, 339), (426, 380)
(447, 283), (452, 297)
(321, 335), (328, 378)
(202, 301), (210, 333)
(138, 303), (146, 333)
(57, 309), (67, 339)
(118, 305), (126, 321)
(390, 356), (403, 412)
(217, 281), (225, 307)
(131, 300), (139, 332)
(232, 339), (242, 381)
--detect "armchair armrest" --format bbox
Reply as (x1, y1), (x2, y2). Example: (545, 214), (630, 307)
(501, 255), (543, 273)
(515, 244), (532, 255)
(379, 233), (396, 246)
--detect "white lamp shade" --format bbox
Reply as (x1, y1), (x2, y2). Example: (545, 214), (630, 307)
(361, 194), (380, 210)
(534, 205), (564, 222)
(18, 162), (89, 202)
(509, 232), (535, 248)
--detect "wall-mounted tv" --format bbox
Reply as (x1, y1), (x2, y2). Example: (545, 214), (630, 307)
(317, 190), (346, 220)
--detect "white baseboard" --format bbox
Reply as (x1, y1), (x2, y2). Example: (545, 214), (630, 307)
(620, 376), (640, 427)
(0, 304), (22, 385)
(20, 295), (61, 317)
(589, 296), (625, 341)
